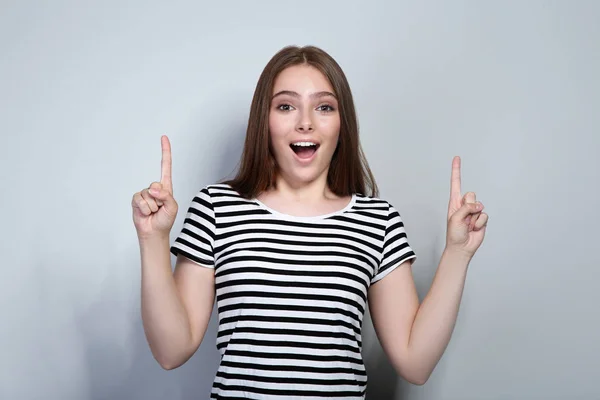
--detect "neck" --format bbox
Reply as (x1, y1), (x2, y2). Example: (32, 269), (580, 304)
(273, 171), (335, 202)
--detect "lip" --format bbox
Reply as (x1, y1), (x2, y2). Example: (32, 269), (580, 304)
(289, 143), (319, 164)
(289, 139), (321, 146)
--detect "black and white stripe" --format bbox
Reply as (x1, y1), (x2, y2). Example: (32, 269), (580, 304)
(171, 184), (416, 399)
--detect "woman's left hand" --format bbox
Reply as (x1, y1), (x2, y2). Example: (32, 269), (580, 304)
(445, 156), (489, 258)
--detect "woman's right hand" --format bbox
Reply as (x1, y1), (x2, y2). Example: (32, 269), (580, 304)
(132, 135), (179, 239)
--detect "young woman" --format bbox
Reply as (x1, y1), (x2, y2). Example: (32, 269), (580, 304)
(132, 45), (488, 399)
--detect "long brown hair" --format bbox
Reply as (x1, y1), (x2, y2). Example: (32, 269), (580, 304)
(223, 45), (378, 199)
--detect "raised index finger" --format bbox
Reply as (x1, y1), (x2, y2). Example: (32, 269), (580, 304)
(450, 156), (461, 201)
(161, 135), (173, 193)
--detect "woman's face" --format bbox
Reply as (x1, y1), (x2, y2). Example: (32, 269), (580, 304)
(268, 64), (341, 188)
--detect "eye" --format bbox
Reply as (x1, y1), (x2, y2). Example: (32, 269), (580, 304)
(277, 103), (294, 111)
(317, 104), (335, 112)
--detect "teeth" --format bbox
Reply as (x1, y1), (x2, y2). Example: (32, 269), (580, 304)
(291, 142), (317, 147)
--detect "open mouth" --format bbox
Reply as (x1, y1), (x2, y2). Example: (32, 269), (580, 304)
(290, 141), (320, 159)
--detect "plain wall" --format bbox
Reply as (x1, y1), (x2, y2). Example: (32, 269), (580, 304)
(1, 1), (598, 399)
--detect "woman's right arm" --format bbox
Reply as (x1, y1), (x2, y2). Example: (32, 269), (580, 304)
(133, 135), (215, 370)
(139, 235), (215, 370)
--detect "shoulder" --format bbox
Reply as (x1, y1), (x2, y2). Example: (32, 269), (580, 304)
(193, 183), (257, 210)
(353, 193), (406, 223)
(192, 183), (240, 199)
(353, 193), (393, 213)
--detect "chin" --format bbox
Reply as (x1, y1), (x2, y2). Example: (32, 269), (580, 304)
(280, 165), (328, 186)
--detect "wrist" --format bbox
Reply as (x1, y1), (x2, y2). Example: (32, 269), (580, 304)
(442, 246), (473, 266)
(138, 233), (171, 247)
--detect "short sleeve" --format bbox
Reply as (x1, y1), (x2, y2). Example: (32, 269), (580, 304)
(170, 186), (216, 268)
(371, 203), (417, 284)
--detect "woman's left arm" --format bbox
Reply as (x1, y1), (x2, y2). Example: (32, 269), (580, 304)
(368, 156), (489, 385)
(368, 249), (472, 385)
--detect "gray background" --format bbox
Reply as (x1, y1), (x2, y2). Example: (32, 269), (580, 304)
(1, 1), (598, 399)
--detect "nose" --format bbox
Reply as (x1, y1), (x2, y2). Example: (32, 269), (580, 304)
(297, 123), (314, 132)
(296, 110), (314, 133)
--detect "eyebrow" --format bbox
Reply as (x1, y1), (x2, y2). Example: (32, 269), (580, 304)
(271, 90), (337, 100)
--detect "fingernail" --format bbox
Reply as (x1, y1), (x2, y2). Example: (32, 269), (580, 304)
(150, 188), (159, 196)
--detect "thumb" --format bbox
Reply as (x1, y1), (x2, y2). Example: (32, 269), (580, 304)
(149, 188), (177, 210)
(451, 201), (482, 223)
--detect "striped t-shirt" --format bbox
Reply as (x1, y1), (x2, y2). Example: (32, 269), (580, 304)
(170, 183), (416, 399)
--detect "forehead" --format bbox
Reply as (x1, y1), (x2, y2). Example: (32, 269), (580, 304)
(272, 64), (334, 94)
